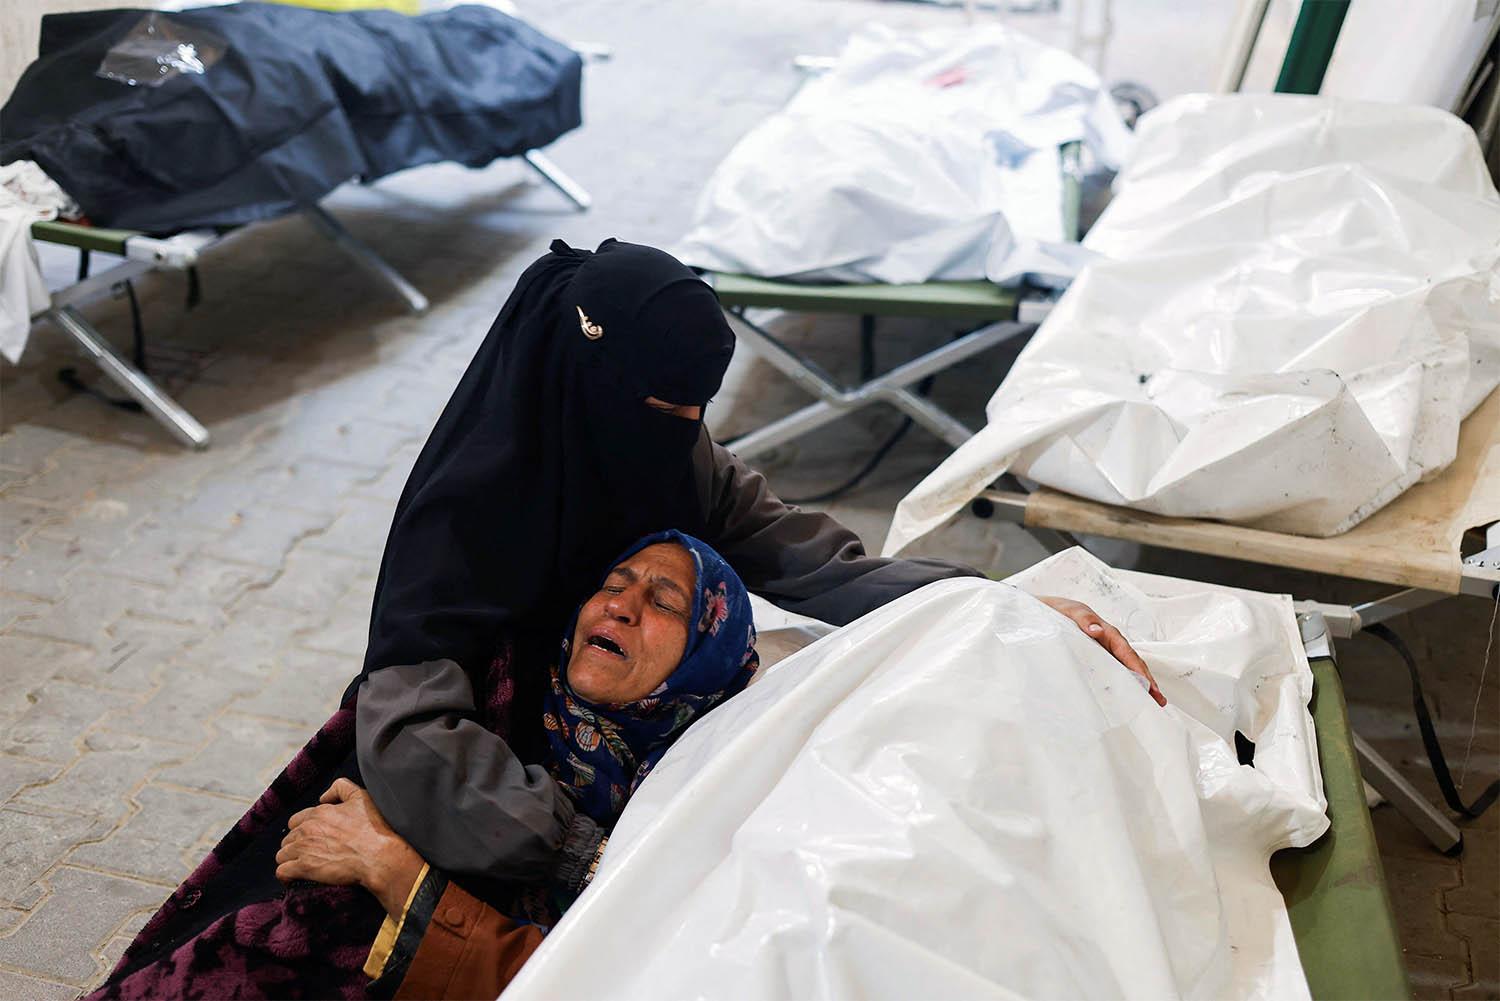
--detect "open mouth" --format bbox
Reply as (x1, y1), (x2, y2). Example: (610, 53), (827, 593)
(587, 634), (626, 658)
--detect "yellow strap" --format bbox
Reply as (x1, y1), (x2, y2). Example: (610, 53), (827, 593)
(363, 862), (431, 979)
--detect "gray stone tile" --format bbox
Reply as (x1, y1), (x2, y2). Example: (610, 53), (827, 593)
(15, 733), (186, 818)
(154, 713), (306, 800)
(301, 495), (395, 559)
(0, 427), (78, 478)
(0, 968), (81, 1000)
(0, 804), (115, 907)
(51, 620), (194, 695)
(201, 504), (338, 569)
(0, 754), (62, 804)
(70, 783), (245, 884)
(1, 678), (117, 763)
(10, 572), (148, 645)
(0, 865), (165, 985)
(231, 647), (358, 728)
(250, 547), (365, 613)
(0, 534), (87, 601)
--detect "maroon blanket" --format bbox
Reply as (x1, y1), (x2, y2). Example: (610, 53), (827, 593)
(88, 648), (524, 1000)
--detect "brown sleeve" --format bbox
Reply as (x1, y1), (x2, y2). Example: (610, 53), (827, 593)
(392, 881), (546, 1001)
(695, 430), (982, 626)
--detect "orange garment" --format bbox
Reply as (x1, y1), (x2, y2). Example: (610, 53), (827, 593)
(393, 882), (546, 1001)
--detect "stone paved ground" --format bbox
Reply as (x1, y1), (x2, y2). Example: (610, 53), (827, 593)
(1, 1), (1496, 998)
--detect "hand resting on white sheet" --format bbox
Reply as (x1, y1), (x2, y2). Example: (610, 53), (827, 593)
(1036, 594), (1167, 705)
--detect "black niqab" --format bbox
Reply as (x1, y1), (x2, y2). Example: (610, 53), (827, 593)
(360, 238), (735, 686)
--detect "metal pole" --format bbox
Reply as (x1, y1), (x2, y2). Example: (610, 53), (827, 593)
(51, 306), (210, 450)
(301, 205), (430, 314)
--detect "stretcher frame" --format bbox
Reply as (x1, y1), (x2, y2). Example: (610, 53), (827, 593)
(756, 604), (1409, 999)
(22, 34), (609, 451)
(968, 395), (1500, 858)
(705, 56), (1082, 463)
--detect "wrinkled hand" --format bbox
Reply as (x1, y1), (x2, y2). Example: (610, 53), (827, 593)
(276, 778), (424, 917)
(1037, 596), (1167, 706)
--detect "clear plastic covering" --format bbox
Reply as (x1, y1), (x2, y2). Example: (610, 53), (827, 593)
(96, 13), (226, 88)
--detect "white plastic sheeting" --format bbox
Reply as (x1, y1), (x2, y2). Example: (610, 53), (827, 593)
(885, 95), (1500, 553)
(674, 23), (1132, 285)
(504, 549), (1327, 1001)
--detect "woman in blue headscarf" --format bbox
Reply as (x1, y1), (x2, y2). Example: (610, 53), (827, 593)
(273, 530), (759, 999)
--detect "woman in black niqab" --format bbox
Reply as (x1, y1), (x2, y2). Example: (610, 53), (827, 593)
(364, 237), (735, 682)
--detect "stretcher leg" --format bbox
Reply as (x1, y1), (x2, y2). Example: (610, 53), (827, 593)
(302, 205), (430, 314)
(50, 305), (211, 450)
(523, 150), (592, 211)
(1352, 733), (1463, 854)
(723, 310), (1027, 460)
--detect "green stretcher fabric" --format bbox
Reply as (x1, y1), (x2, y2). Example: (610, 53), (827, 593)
(29, 218), (136, 255)
(1273, 656), (1411, 1000)
(711, 274), (1019, 321)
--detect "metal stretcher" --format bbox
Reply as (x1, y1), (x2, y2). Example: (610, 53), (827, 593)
(971, 388), (1500, 856)
(705, 50), (1084, 463)
(756, 604), (1410, 999)
(26, 150), (590, 451)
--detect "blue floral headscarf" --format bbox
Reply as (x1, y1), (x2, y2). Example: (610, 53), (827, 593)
(542, 530), (758, 825)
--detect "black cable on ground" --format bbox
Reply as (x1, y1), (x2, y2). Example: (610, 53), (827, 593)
(783, 373), (937, 505)
(1366, 622), (1498, 821)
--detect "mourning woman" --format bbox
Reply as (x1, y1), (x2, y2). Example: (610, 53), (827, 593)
(89, 238), (1159, 999)
(276, 530), (756, 999)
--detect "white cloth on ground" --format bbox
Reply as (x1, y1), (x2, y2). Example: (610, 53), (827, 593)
(674, 23), (1131, 286)
(885, 94), (1500, 553)
(503, 548), (1328, 1001)
(0, 161), (77, 363)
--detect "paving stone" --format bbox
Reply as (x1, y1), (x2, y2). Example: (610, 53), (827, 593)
(100, 660), (266, 744)
(10, 571), (149, 646)
(300, 495), (395, 558)
(142, 555), (279, 628)
(3, 444), (152, 509)
(0, 805), (115, 907)
(0, 534), (88, 601)
(0, 591), (54, 630)
(201, 504), (338, 569)
(0, 754), (62, 804)
(15, 734), (186, 818)
(51, 620), (193, 695)
(347, 439), (420, 503)
(0, 503), (55, 562)
(1447, 912), (1498, 986)
(231, 647), (360, 728)
(248, 453), (384, 517)
(0, 427), (79, 477)
(97, 519), (223, 588)
(70, 783), (245, 884)
(1447, 829), (1500, 917)
(0, 865), (165, 985)
(1406, 947), (1471, 1001)
(247, 547), (365, 616)
(295, 581), (375, 657)
(154, 713), (307, 800)
(0, 968), (81, 1000)
(0, 628), (91, 720)
(1, 678), (118, 763)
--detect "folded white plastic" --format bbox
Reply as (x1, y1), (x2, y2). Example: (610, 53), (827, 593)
(885, 94), (1500, 552)
(674, 23), (1131, 285)
(504, 549), (1327, 1001)
(0, 161), (73, 363)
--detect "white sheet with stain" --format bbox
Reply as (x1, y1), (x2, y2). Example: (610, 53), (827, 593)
(885, 94), (1500, 552)
(502, 549), (1327, 1001)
